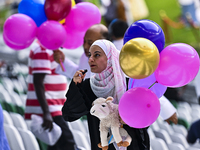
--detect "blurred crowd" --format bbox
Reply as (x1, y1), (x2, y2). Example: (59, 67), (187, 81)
(0, 0), (200, 150)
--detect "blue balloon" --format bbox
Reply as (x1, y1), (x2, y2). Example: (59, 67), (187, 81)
(124, 19), (165, 53)
(18, 0), (47, 27)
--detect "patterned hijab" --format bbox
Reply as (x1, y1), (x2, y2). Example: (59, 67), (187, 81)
(90, 39), (126, 104)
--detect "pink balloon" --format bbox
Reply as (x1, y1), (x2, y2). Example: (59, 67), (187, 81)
(3, 34), (30, 50)
(65, 2), (101, 32)
(37, 20), (67, 49)
(119, 87), (160, 128)
(155, 43), (200, 87)
(3, 13), (37, 48)
(62, 25), (85, 49)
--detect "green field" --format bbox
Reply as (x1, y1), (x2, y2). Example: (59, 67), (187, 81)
(145, 0), (200, 53)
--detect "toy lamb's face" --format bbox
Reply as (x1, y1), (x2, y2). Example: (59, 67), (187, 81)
(90, 102), (110, 119)
(90, 97), (114, 119)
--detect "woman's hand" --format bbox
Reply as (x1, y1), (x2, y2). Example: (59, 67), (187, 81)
(73, 70), (86, 85)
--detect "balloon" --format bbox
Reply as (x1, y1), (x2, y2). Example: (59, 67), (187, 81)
(3, 14), (37, 48)
(124, 19), (165, 53)
(128, 73), (167, 98)
(119, 38), (160, 79)
(3, 34), (29, 50)
(62, 25), (85, 49)
(71, 0), (76, 7)
(18, 0), (47, 27)
(44, 0), (71, 21)
(65, 2), (101, 32)
(155, 43), (200, 87)
(128, 78), (135, 90)
(119, 87), (160, 128)
(37, 20), (67, 50)
(59, 19), (65, 25)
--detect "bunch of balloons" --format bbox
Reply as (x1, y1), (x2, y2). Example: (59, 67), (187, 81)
(118, 19), (200, 129)
(3, 0), (101, 50)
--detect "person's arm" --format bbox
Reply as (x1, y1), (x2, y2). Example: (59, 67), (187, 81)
(33, 73), (53, 131)
(116, 0), (127, 22)
(55, 58), (79, 77)
(0, 61), (5, 68)
(62, 70), (89, 122)
(53, 49), (79, 78)
(159, 96), (178, 124)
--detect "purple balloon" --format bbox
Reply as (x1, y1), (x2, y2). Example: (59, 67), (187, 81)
(124, 19), (165, 53)
(119, 87), (160, 128)
(155, 43), (200, 87)
(128, 73), (167, 98)
(128, 78), (135, 90)
(65, 2), (101, 32)
(37, 20), (67, 49)
(3, 14), (37, 48)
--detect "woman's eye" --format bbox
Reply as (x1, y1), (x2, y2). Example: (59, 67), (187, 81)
(102, 105), (106, 107)
(95, 54), (100, 57)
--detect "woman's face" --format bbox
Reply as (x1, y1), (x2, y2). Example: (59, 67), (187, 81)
(88, 45), (107, 73)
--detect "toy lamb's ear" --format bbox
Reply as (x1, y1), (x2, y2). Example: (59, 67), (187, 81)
(106, 96), (113, 103)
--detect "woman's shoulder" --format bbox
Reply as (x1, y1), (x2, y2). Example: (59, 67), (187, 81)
(83, 78), (90, 85)
(82, 78), (92, 90)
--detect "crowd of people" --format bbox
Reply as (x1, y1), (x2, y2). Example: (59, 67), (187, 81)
(23, 21), (179, 150)
(0, 0), (200, 150)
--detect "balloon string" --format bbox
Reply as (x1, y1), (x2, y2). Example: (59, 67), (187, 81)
(108, 135), (113, 144)
(59, 59), (66, 72)
(148, 81), (158, 89)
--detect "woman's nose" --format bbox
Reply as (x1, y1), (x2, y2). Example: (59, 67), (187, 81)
(89, 56), (94, 62)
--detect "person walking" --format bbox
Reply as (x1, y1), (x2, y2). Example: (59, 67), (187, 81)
(24, 41), (78, 150)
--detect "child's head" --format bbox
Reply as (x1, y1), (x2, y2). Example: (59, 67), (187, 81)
(108, 19), (128, 40)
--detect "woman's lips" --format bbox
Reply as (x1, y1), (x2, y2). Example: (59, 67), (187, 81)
(90, 65), (95, 68)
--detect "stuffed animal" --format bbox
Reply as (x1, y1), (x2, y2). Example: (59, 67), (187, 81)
(90, 96), (132, 150)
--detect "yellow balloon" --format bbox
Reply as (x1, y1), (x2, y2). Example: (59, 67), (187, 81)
(59, 19), (65, 24)
(71, 0), (75, 7)
(119, 38), (160, 79)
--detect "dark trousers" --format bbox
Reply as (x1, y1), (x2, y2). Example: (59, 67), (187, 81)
(48, 116), (77, 150)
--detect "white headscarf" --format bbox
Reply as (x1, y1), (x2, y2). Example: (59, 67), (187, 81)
(90, 39), (126, 104)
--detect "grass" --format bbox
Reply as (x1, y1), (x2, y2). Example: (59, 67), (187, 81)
(145, 0), (200, 53)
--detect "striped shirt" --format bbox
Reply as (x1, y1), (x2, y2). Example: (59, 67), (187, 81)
(25, 43), (67, 119)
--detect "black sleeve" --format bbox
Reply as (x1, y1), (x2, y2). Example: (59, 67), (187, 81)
(62, 80), (89, 122)
(126, 77), (129, 90)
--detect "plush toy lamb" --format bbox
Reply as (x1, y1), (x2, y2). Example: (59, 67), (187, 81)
(90, 96), (132, 150)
